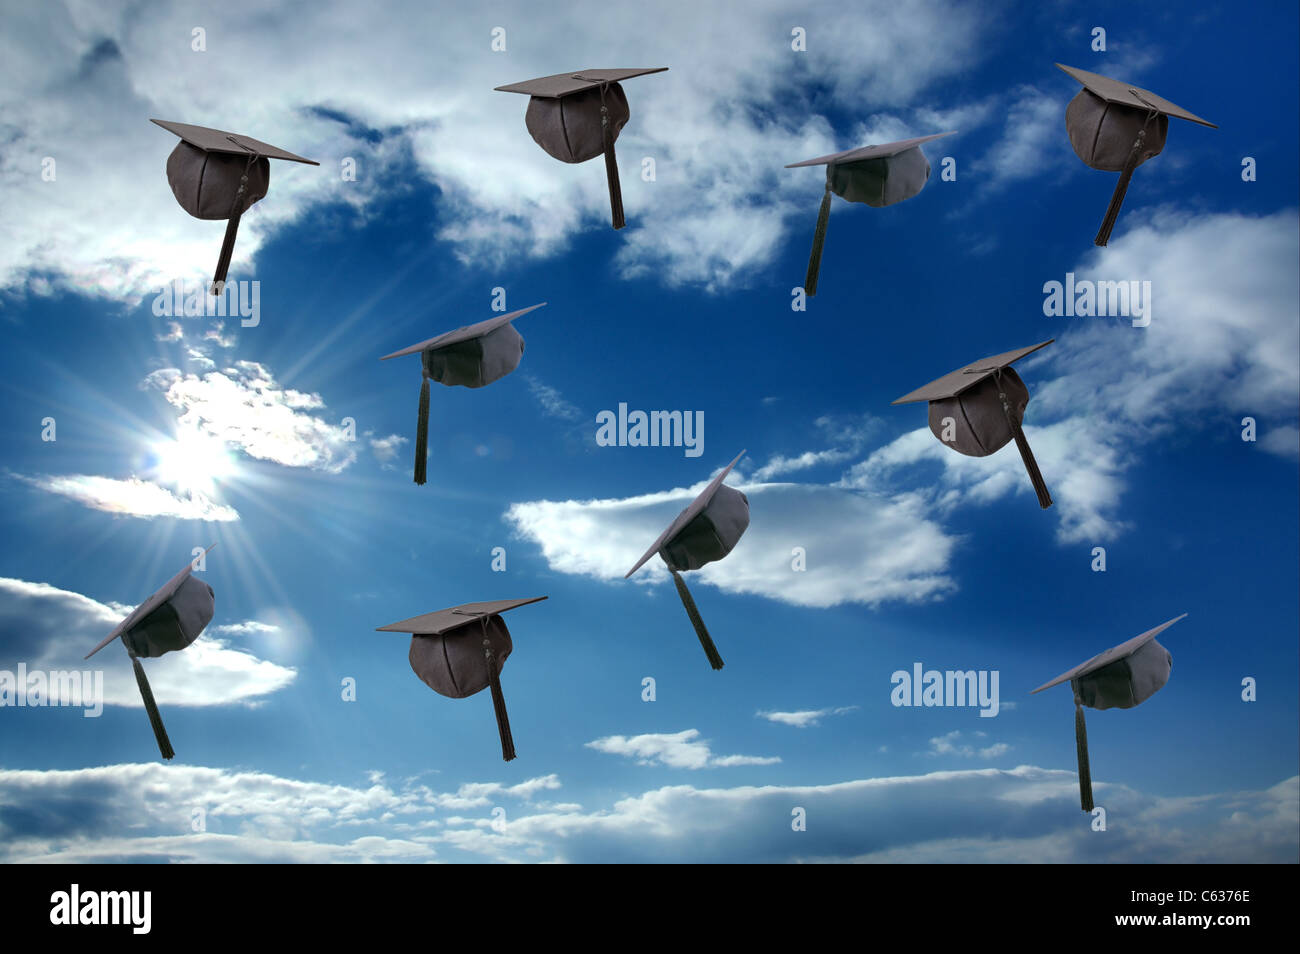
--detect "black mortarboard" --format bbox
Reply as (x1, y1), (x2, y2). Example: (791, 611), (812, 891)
(1056, 65), (1216, 246)
(892, 340), (1054, 509)
(495, 68), (668, 230)
(380, 302), (546, 485)
(152, 119), (319, 294)
(376, 597), (547, 761)
(625, 451), (748, 670)
(1031, 613), (1186, 811)
(786, 131), (953, 296)
(84, 546), (216, 760)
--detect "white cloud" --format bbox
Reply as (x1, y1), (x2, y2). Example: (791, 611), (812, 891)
(13, 474), (239, 521)
(209, 621), (280, 637)
(585, 729), (780, 770)
(753, 449), (855, 481)
(506, 471), (958, 609)
(1260, 425), (1300, 458)
(927, 731), (1011, 760)
(757, 706), (858, 728)
(970, 86), (1071, 193)
(143, 362), (355, 473)
(0, 576), (295, 708)
(524, 376), (581, 422)
(368, 433), (408, 468)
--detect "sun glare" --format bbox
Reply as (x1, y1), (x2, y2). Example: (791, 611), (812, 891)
(153, 429), (235, 494)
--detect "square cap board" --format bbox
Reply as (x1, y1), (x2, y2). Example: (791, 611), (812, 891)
(1031, 613), (1188, 694)
(380, 303), (546, 360)
(892, 340), (1054, 404)
(495, 68), (668, 97)
(626, 450), (746, 578)
(1055, 65), (1216, 127)
(86, 545), (216, 659)
(377, 597), (548, 635)
(151, 120), (320, 163)
(786, 131), (955, 168)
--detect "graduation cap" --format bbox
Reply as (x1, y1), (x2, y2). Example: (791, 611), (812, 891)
(152, 119), (319, 294)
(1031, 613), (1185, 811)
(892, 340), (1054, 509)
(786, 131), (953, 296)
(84, 546), (216, 760)
(625, 451), (748, 670)
(1056, 65), (1216, 246)
(495, 68), (668, 230)
(380, 302), (546, 485)
(376, 597), (547, 761)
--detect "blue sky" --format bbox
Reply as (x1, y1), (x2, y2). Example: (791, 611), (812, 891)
(0, 0), (1296, 863)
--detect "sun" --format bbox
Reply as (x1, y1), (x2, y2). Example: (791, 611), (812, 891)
(152, 429), (235, 494)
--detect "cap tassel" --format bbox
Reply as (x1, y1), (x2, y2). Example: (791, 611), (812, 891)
(1074, 698), (1093, 812)
(1009, 419), (1053, 510)
(210, 212), (242, 296)
(413, 372), (430, 485)
(485, 640), (516, 762)
(129, 652), (175, 761)
(670, 569), (724, 670)
(601, 103), (625, 230)
(1095, 128), (1149, 247)
(803, 183), (833, 297)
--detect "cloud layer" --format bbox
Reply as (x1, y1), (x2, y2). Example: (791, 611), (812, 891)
(0, 760), (1292, 863)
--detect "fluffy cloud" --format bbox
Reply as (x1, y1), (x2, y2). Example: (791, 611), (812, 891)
(505, 468), (958, 609)
(757, 706), (858, 728)
(368, 433), (408, 468)
(0, 762), (1292, 863)
(13, 474), (239, 521)
(143, 362), (355, 473)
(525, 376), (582, 423)
(927, 730), (1010, 759)
(0, 577), (295, 708)
(585, 729), (780, 769)
(208, 621), (280, 637)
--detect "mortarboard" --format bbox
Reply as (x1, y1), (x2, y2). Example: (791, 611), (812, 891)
(85, 546), (217, 759)
(152, 119), (319, 295)
(1031, 613), (1186, 811)
(495, 68), (668, 230)
(892, 340), (1054, 509)
(1056, 65), (1216, 246)
(376, 596), (547, 761)
(786, 131), (954, 296)
(625, 451), (749, 670)
(380, 302), (546, 485)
